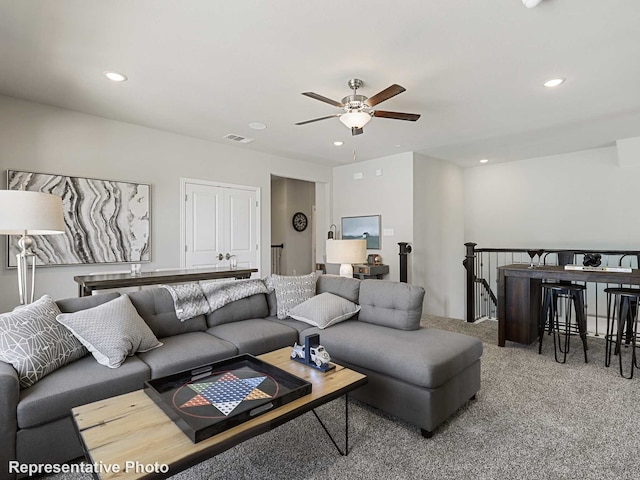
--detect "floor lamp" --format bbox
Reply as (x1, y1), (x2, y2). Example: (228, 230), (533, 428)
(0, 190), (65, 304)
(326, 239), (367, 278)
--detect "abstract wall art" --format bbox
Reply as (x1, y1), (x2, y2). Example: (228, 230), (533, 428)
(6, 170), (150, 267)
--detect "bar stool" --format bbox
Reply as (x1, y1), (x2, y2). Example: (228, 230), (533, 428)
(539, 283), (588, 364)
(604, 287), (640, 379)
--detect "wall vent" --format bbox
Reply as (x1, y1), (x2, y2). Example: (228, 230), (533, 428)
(223, 133), (255, 144)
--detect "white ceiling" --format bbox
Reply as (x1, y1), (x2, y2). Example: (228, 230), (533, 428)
(1, 0), (639, 168)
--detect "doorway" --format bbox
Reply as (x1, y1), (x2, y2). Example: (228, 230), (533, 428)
(180, 178), (260, 273)
(270, 176), (315, 275)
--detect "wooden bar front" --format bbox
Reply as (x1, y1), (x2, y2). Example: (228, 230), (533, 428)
(497, 264), (640, 347)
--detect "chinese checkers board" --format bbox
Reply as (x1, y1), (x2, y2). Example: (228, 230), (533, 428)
(144, 354), (312, 443)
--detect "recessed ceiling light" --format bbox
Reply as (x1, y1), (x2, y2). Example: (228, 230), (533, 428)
(248, 122), (267, 130)
(333, 141), (344, 146)
(103, 71), (128, 82)
(544, 78), (565, 88)
(480, 159), (489, 164)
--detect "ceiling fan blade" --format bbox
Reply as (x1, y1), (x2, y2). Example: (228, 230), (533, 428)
(351, 127), (364, 136)
(295, 114), (340, 126)
(372, 110), (421, 121)
(301, 92), (344, 108)
(364, 84), (406, 107)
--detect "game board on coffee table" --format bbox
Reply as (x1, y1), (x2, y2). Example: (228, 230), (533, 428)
(144, 354), (312, 442)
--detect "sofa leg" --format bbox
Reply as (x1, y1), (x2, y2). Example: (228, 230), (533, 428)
(470, 394), (477, 401)
(421, 428), (433, 439)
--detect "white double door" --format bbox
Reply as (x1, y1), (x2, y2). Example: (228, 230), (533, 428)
(182, 179), (259, 272)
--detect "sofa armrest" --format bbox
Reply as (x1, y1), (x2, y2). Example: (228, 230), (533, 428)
(0, 361), (19, 479)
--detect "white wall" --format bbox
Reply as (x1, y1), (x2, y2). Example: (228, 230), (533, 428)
(332, 152), (414, 282)
(463, 146), (640, 250)
(0, 96), (332, 310)
(413, 154), (465, 319)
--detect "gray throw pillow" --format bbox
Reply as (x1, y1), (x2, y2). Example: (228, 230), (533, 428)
(289, 292), (360, 329)
(56, 294), (162, 368)
(0, 295), (87, 388)
(267, 273), (318, 320)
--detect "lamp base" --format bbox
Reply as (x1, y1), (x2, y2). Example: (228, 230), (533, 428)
(339, 263), (354, 278)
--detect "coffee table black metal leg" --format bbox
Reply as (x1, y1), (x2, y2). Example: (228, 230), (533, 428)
(311, 393), (349, 456)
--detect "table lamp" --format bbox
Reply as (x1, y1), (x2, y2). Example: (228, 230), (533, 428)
(326, 239), (367, 278)
(0, 190), (65, 304)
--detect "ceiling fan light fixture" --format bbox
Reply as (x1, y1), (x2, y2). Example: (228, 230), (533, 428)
(339, 111), (372, 129)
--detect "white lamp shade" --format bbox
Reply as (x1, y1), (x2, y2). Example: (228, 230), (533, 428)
(326, 239), (367, 264)
(339, 111), (372, 129)
(0, 190), (65, 235)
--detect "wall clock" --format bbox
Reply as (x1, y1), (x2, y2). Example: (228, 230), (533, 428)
(292, 212), (308, 232)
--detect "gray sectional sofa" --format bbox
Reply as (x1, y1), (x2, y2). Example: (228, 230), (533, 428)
(0, 275), (482, 479)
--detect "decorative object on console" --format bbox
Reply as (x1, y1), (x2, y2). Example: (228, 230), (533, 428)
(0, 189), (65, 304)
(290, 333), (334, 372)
(341, 215), (381, 249)
(0, 294), (87, 388)
(7, 170), (150, 267)
(326, 239), (367, 278)
(583, 252), (602, 267)
(367, 254), (382, 265)
(327, 223), (337, 239)
(292, 212), (308, 232)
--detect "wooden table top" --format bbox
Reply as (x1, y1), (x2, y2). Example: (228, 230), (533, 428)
(71, 348), (367, 479)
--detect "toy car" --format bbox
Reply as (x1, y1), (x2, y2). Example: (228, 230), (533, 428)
(291, 342), (331, 367)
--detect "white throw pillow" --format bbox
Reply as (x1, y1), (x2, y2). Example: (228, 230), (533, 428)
(0, 295), (87, 388)
(289, 292), (360, 329)
(268, 273), (317, 320)
(56, 294), (162, 368)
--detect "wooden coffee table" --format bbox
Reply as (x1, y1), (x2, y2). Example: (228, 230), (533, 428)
(71, 347), (367, 479)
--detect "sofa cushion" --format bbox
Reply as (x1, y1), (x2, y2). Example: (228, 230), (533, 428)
(289, 292), (360, 329)
(0, 295), (87, 389)
(304, 321), (483, 389)
(266, 273), (317, 320)
(56, 294), (163, 368)
(137, 332), (237, 379)
(268, 316), (317, 334)
(128, 288), (207, 337)
(207, 319), (298, 355)
(17, 355), (150, 429)
(358, 280), (425, 331)
(56, 292), (121, 313)
(316, 275), (361, 304)
(206, 293), (269, 327)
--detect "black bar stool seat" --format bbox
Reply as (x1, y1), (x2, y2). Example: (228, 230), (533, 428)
(539, 282), (588, 364)
(604, 287), (640, 379)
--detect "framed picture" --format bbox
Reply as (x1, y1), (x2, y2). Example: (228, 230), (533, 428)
(341, 215), (381, 250)
(6, 170), (151, 267)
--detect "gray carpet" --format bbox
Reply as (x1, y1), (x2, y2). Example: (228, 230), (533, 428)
(44, 317), (640, 480)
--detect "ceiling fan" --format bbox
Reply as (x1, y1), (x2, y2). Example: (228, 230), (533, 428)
(295, 78), (421, 136)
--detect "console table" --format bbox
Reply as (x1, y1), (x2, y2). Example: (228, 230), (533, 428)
(74, 267), (258, 297)
(497, 264), (640, 347)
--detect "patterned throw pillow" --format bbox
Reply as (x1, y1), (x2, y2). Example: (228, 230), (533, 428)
(56, 294), (162, 368)
(289, 292), (361, 329)
(0, 295), (87, 388)
(201, 279), (269, 311)
(268, 273), (318, 320)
